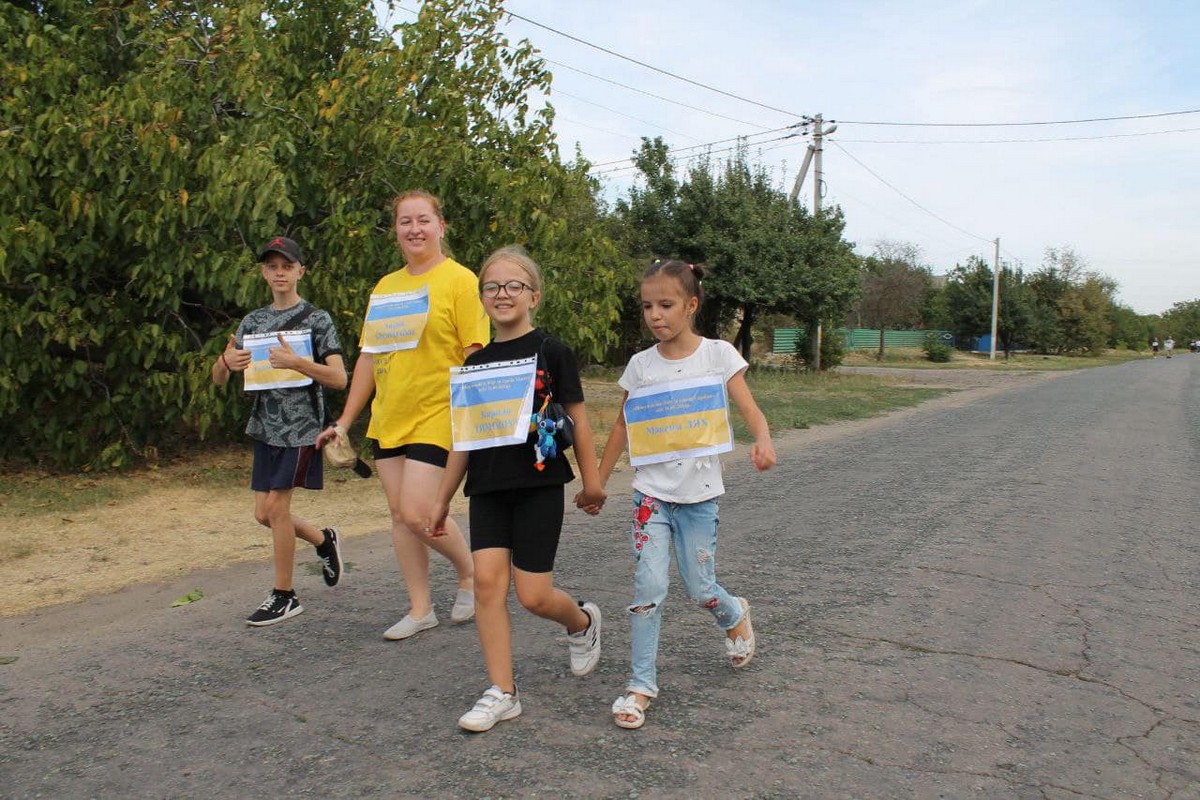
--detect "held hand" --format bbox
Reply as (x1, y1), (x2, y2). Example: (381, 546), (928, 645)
(424, 502), (450, 538)
(750, 439), (777, 472)
(267, 332), (298, 370)
(573, 488), (605, 516)
(314, 424), (338, 450)
(223, 333), (252, 372)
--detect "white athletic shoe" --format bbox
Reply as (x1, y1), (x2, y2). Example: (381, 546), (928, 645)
(567, 601), (602, 676)
(382, 610), (438, 640)
(458, 685), (521, 733)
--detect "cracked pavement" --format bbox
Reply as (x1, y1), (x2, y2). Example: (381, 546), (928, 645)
(2, 358), (1198, 798)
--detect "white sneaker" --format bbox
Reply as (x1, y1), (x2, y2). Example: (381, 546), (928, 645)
(382, 610), (438, 640)
(458, 685), (521, 732)
(567, 601), (602, 676)
(450, 588), (475, 623)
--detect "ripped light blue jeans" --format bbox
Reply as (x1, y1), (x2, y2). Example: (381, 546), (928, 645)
(627, 491), (743, 698)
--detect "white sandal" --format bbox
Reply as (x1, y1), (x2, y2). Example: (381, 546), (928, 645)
(725, 597), (756, 669)
(612, 694), (649, 730)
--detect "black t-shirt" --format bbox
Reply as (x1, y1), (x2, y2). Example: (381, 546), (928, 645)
(462, 329), (584, 496)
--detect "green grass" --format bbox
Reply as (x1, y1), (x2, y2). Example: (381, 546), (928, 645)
(739, 370), (949, 437)
(0, 475), (126, 517)
(0, 445), (250, 518)
(840, 348), (1148, 371)
(3, 370), (952, 516)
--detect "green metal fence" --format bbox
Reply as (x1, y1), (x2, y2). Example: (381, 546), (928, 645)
(772, 328), (953, 354)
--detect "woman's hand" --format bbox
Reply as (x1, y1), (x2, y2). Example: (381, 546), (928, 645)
(423, 501), (451, 538)
(314, 423), (343, 450)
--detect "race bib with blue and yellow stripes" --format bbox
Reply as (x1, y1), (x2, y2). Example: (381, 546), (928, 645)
(624, 376), (733, 466)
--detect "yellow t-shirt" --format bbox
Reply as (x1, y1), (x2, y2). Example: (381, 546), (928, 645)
(361, 258), (489, 450)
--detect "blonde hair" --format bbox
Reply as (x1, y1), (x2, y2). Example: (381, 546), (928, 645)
(391, 189), (445, 223)
(480, 244), (543, 292)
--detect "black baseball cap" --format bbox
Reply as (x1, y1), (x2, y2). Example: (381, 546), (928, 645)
(258, 236), (303, 264)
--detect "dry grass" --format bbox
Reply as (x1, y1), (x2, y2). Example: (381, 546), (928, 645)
(0, 371), (946, 616)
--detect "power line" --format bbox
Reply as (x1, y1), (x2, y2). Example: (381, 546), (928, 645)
(553, 89), (700, 142)
(504, 10), (802, 119)
(555, 115), (644, 143)
(829, 140), (993, 244)
(412, 5), (1200, 135)
(543, 59), (775, 130)
(838, 108), (1200, 128)
(833, 126), (1200, 145)
(588, 124), (803, 169)
(591, 133), (800, 178)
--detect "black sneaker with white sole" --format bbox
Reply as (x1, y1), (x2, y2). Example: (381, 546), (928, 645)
(246, 590), (303, 626)
(316, 527), (343, 587)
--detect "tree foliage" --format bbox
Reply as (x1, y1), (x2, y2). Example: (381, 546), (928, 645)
(935, 257), (1033, 356)
(1, 0), (622, 467)
(855, 240), (933, 357)
(1158, 300), (1200, 346)
(613, 138), (859, 363)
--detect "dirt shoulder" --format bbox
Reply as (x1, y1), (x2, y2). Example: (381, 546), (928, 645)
(0, 368), (1053, 617)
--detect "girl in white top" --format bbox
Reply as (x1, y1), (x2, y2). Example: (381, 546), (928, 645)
(588, 259), (776, 730)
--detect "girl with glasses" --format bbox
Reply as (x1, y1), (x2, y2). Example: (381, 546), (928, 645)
(427, 245), (607, 732)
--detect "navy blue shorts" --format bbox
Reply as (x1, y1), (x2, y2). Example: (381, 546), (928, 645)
(251, 441), (323, 492)
(371, 441), (448, 468)
(468, 485), (564, 573)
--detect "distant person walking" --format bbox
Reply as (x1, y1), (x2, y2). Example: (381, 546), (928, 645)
(212, 236), (348, 626)
(1164, 337), (1175, 358)
(1151, 338), (1159, 357)
(318, 190), (488, 640)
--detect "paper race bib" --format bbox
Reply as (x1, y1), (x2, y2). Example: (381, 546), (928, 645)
(624, 376), (734, 466)
(360, 287), (429, 354)
(243, 330), (314, 391)
(449, 357), (538, 452)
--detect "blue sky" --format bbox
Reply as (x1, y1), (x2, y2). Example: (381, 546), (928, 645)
(391, 2), (1200, 315)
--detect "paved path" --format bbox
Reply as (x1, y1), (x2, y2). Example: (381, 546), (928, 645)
(3, 359), (1198, 798)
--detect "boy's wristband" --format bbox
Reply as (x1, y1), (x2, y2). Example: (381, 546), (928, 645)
(221, 353), (232, 371)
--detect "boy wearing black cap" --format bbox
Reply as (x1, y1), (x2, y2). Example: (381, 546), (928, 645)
(212, 236), (349, 626)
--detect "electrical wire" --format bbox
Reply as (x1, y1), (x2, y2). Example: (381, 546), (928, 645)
(833, 126), (1200, 145)
(588, 125), (803, 168)
(504, 10), (803, 119)
(553, 89), (700, 141)
(543, 59), (776, 130)
(838, 109), (1200, 128)
(591, 133), (801, 178)
(829, 140), (993, 244)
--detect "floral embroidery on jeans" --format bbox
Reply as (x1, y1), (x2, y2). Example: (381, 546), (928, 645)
(632, 495), (659, 554)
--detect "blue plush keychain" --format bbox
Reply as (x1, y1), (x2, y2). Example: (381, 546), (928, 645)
(531, 395), (563, 471)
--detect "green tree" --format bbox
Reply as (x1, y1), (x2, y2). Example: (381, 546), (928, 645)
(1161, 299), (1200, 342)
(855, 240), (933, 358)
(613, 138), (859, 365)
(1028, 247), (1116, 354)
(939, 257), (1031, 355)
(1, 0), (621, 468)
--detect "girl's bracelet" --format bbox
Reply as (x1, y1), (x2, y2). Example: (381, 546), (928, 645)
(221, 353), (232, 372)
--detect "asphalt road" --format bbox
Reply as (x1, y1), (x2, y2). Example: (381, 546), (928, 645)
(2, 358), (1198, 799)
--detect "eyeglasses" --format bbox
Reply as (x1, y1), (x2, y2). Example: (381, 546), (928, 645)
(480, 280), (533, 299)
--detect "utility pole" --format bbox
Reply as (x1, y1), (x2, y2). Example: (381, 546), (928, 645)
(791, 114), (837, 371)
(989, 237), (1000, 361)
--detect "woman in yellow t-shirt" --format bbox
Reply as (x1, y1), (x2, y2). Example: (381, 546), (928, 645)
(320, 190), (490, 640)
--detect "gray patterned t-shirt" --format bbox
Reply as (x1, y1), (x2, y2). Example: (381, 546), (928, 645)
(235, 300), (343, 447)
